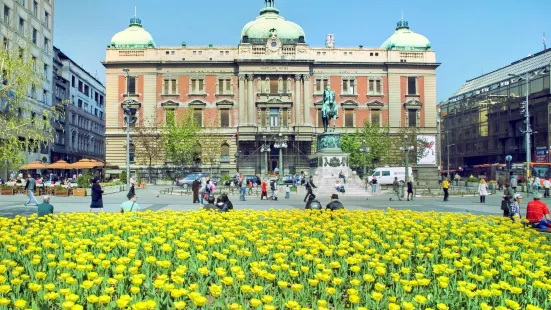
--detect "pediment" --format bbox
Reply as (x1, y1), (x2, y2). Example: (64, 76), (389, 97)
(215, 99), (235, 106)
(161, 100), (179, 108)
(404, 99), (423, 107)
(188, 99), (207, 107)
(367, 100), (384, 107)
(340, 100), (358, 107)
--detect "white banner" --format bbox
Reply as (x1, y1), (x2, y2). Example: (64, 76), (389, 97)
(417, 135), (436, 165)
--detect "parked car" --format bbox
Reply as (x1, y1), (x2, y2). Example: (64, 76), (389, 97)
(177, 173), (217, 188)
(224, 175), (260, 186)
(280, 175), (295, 185)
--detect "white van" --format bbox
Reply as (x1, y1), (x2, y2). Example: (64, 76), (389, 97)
(368, 167), (413, 185)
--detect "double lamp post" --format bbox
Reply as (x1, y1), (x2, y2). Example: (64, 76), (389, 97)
(122, 68), (140, 188)
(400, 135), (414, 198)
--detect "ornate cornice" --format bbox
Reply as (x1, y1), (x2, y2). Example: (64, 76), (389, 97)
(215, 99), (235, 107)
(161, 100), (179, 108)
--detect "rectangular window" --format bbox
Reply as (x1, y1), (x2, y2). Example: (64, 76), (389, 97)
(99, 111), (103, 120)
(32, 28), (37, 44)
(408, 109), (417, 127)
(18, 0), (24, 7)
(260, 108), (267, 127)
(18, 17), (24, 34)
(127, 76), (136, 95)
(44, 10), (49, 28)
(282, 109), (288, 127)
(163, 79), (177, 95)
(269, 108), (279, 127)
(369, 79), (382, 95)
(4, 6), (10, 24)
(94, 92), (99, 102)
(407, 77), (417, 95)
(217, 78), (231, 94)
(220, 109), (230, 127)
(33, 1), (37, 16)
(269, 79), (278, 94)
(193, 109), (203, 127)
(316, 79), (323, 93)
(43, 37), (49, 52)
(2, 37), (8, 50)
(77, 99), (82, 108)
(191, 79), (204, 94)
(99, 95), (104, 106)
(343, 78), (355, 95)
(317, 109), (323, 127)
(43, 89), (48, 105)
(344, 109), (354, 127)
(71, 76), (75, 87)
(371, 110), (380, 126)
(165, 109), (175, 125)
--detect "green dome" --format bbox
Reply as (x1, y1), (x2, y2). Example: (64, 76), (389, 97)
(109, 17), (156, 49)
(380, 19), (431, 51)
(241, 6), (305, 44)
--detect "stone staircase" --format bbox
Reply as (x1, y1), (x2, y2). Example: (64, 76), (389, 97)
(311, 167), (371, 197)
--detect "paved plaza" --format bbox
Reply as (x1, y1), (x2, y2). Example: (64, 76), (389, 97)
(0, 185), (539, 218)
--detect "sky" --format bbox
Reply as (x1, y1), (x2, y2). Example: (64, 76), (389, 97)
(54, 0), (551, 103)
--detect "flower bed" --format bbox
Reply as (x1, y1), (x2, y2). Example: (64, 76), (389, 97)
(0, 210), (549, 309)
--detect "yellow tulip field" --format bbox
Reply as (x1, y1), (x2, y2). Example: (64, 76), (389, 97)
(0, 209), (550, 309)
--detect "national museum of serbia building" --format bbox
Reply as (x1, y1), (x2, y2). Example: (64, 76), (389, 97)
(103, 1), (439, 177)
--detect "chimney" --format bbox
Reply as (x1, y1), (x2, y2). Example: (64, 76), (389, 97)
(325, 34), (335, 48)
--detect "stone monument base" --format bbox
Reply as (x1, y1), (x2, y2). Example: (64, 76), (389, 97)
(308, 133), (370, 198)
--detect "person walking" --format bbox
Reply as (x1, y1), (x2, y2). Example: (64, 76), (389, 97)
(544, 178), (551, 198)
(90, 178), (104, 212)
(37, 195), (54, 217)
(406, 178), (414, 201)
(192, 177), (201, 203)
(24, 174), (39, 206)
(248, 179), (254, 195)
(239, 177), (247, 201)
(199, 177), (206, 205)
(260, 180), (268, 200)
(204, 177), (213, 200)
(129, 175), (136, 195)
(285, 185), (290, 199)
(501, 182), (514, 217)
(390, 177), (401, 201)
(371, 177), (378, 194)
(454, 174), (461, 186)
(478, 178), (489, 203)
(510, 176), (518, 193)
(533, 176), (541, 195)
(120, 192), (140, 213)
(442, 177), (450, 202)
(303, 176), (316, 202)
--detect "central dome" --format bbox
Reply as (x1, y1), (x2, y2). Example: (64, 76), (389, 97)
(109, 17), (156, 49)
(380, 19), (431, 51)
(241, 6), (305, 44)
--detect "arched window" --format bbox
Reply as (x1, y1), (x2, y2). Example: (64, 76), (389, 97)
(220, 144), (230, 163)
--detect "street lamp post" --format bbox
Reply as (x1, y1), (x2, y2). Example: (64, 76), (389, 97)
(274, 133), (287, 178)
(400, 135), (414, 198)
(260, 136), (270, 178)
(436, 108), (442, 172)
(121, 68), (139, 189)
(359, 139), (369, 178)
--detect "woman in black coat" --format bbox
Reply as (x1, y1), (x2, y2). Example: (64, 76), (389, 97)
(192, 178), (200, 203)
(89, 178), (104, 212)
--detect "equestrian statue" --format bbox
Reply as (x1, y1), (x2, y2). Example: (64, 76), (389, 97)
(321, 85), (338, 133)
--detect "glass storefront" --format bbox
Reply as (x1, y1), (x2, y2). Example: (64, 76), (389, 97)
(442, 70), (550, 172)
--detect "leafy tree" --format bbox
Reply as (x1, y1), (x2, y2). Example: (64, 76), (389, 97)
(133, 113), (164, 182)
(161, 109), (200, 168)
(0, 37), (62, 174)
(199, 118), (225, 177)
(341, 121), (391, 174)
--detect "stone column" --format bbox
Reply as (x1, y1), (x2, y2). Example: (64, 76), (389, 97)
(294, 74), (302, 125)
(238, 75), (246, 126)
(247, 74), (255, 125)
(303, 74), (312, 125)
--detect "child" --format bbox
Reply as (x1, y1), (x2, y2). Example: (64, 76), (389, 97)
(510, 193), (522, 222)
(285, 185), (290, 199)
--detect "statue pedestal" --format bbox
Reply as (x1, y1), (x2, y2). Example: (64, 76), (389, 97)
(308, 133), (371, 198)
